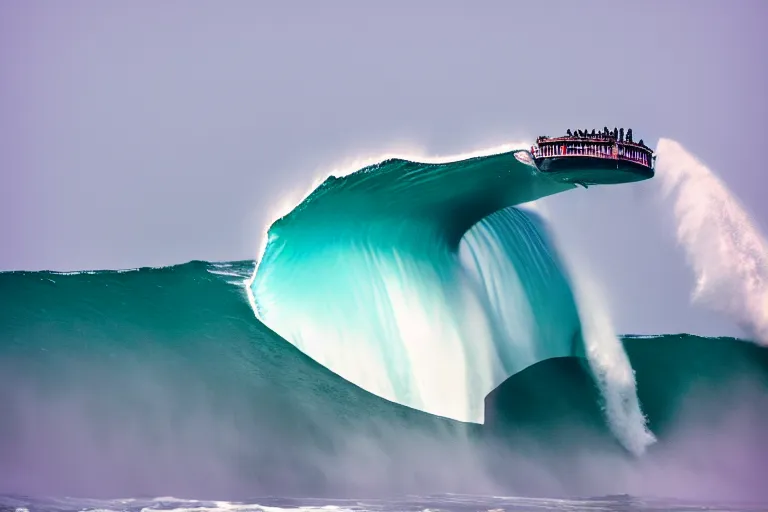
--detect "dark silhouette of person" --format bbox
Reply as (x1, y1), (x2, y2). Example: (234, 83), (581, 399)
(619, 128), (625, 142)
(567, 129), (572, 137)
(613, 127), (619, 139)
(591, 128), (597, 137)
(626, 128), (633, 143)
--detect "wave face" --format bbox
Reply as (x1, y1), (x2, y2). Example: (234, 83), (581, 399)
(1, 264), (767, 501)
(655, 138), (768, 344)
(249, 149), (653, 454)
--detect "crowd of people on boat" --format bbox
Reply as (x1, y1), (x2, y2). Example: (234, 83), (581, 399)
(532, 126), (653, 166)
(537, 127), (646, 147)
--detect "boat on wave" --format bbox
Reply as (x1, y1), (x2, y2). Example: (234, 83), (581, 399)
(530, 127), (655, 187)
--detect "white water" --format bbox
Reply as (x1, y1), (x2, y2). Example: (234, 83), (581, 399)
(528, 202), (656, 455)
(566, 263), (656, 455)
(655, 138), (768, 345)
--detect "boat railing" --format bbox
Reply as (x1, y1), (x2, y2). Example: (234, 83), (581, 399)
(531, 140), (653, 168)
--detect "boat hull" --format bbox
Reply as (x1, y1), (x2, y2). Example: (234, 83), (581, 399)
(534, 156), (654, 186)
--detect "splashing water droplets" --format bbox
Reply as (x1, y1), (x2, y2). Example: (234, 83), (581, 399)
(656, 138), (768, 344)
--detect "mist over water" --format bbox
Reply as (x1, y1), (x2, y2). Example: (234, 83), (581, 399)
(655, 138), (768, 344)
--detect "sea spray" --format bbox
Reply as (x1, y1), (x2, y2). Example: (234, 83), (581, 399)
(565, 265), (656, 455)
(655, 138), (768, 344)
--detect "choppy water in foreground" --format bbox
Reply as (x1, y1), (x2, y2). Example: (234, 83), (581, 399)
(2, 494), (767, 512)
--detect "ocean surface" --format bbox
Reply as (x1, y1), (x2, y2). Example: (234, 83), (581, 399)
(2, 493), (768, 512)
(2, 143), (767, 511)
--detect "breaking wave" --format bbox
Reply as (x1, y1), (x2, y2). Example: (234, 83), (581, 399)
(248, 145), (653, 454)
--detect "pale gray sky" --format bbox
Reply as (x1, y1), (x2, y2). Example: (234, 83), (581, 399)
(2, 0), (766, 336)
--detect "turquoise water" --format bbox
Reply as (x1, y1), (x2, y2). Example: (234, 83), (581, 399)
(2, 260), (767, 502)
(249, 149), (652, 453)
(2, 148), (767, 506)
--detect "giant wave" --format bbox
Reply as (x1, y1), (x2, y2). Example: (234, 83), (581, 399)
(248, 145), (653, 454)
